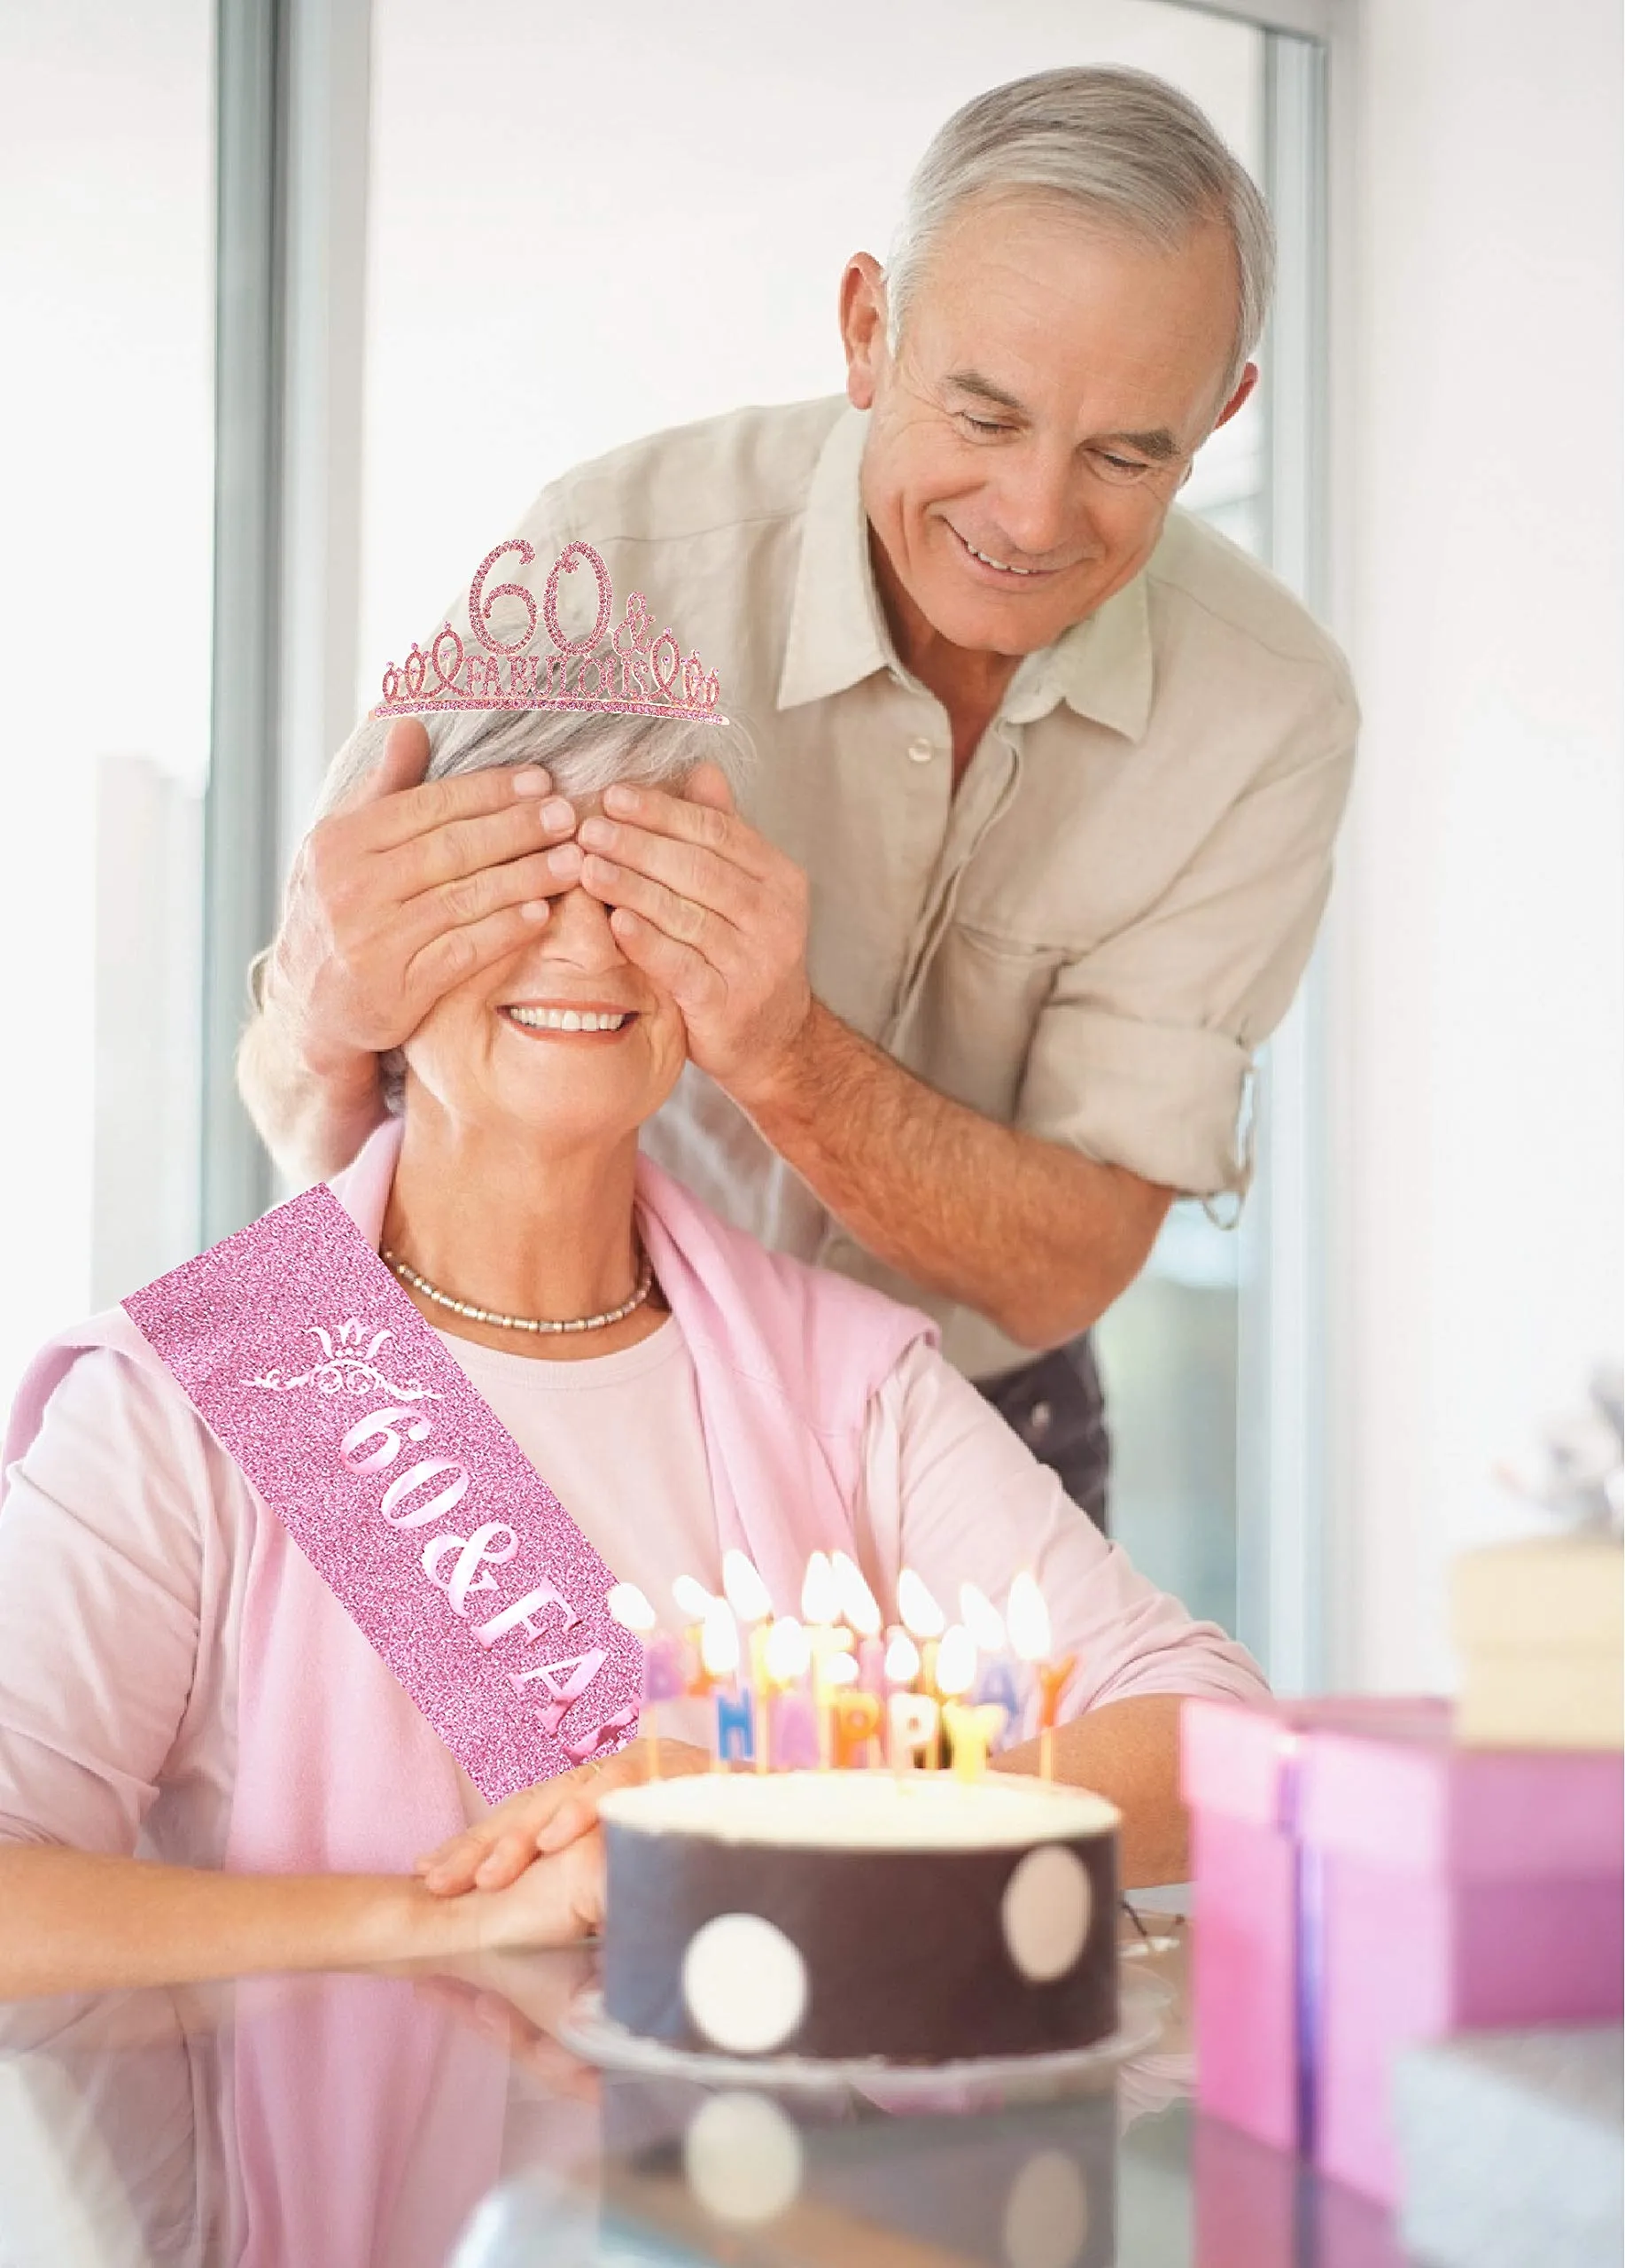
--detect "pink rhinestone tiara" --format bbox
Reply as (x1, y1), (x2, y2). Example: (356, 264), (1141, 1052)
(371, 537), (724, 725)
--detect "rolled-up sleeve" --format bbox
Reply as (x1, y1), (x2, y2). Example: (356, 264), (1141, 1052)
(856, 1340), (1269, 1717)
(1019, 716), (1357, 1199)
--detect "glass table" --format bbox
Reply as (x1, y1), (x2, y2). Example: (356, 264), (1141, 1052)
(0, 1915), (1416, 2265)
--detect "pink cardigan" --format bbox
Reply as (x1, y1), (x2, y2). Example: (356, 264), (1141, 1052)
(2, 1122), (933, 1874)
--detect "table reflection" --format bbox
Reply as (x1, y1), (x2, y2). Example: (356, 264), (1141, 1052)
(0, 1922), (1403, 2268)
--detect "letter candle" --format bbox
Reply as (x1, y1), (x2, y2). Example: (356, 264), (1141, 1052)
(764, 1615), (819, 1768)
(673, 1573), (719, 1697)
(700, 1596), (751, 1767)
(897, 1569), (947, 1764)
(831, 1550), (886, 1695)
(937, 1615), (1006, 1780)
(606, 1581), (665, 1777)
(720, 1550), (774, 1772)
(1007, 1571), (1077, 1782)
(801, 1551), (854, 1767)
(961, 1581), (1022, 1741)
(882, 1630), (933, 1775)
(832, 1686), (883, 1767)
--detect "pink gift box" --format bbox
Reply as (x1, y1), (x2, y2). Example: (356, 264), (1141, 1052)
(1183, 1696), (1623, 2208)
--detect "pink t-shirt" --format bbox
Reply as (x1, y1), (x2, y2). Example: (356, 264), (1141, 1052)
(0, 1315), (1265, 1861)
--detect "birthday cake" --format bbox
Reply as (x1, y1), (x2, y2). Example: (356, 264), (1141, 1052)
(597, 1770), (1121, 2065)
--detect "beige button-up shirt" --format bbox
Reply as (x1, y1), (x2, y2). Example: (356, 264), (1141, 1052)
(481, 397), (1357, 1379)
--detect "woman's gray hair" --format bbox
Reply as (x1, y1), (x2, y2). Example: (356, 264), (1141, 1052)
(321, 699), (753, 820)
(885, 66), (1274, 413)
(323, 701), (754, 1111)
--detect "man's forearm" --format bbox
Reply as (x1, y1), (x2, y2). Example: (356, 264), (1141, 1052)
(997, 1695), (1189, 1887)
(237, 990), (389, 1188)
(734, 1002), (1170, 1348)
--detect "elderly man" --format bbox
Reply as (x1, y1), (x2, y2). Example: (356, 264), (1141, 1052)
(241, 67), (1357, 1530)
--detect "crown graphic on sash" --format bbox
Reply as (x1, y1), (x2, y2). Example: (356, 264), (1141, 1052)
(371, 538), (725, 725)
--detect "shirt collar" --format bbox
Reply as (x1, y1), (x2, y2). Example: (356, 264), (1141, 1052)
(776, 400), (1155, 742)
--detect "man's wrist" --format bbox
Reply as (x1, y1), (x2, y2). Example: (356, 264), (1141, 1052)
(257, 949), (384, 1101)
(723, 994), (826, 1121)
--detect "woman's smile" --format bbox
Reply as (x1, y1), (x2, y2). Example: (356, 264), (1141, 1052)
(499, 999), (641, 1041)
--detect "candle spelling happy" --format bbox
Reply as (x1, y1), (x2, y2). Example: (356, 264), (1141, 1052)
(1007, 1571), (1077, 1782)
(763, 1614), (817, 1769)
(720, 1550), (774, 1773)
(961, 1580), (1022, 1736)
(937, 1615), (1006, 1780)
(701, 1596), (753, 1767)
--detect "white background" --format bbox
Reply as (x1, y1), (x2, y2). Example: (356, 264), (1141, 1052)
(357, 0), (1261, 699)
(1332, 0), (1623, 1687)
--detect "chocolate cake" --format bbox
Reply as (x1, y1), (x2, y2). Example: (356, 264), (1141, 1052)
(598, 1770), (1121, 2064)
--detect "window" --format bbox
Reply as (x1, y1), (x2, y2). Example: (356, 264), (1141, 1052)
(0, 1), (213, 1410)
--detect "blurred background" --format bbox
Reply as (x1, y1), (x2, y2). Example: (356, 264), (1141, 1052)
(1, 0), (1618, 1695)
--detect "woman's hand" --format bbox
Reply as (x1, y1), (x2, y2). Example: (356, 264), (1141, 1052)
(461, 1827), (609, 1952)
(416, 1739), (712, 1896)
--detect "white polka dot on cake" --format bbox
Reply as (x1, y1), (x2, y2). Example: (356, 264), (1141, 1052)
(680, 1912), (809, 2053)
(999, 1845), (1092, 1982)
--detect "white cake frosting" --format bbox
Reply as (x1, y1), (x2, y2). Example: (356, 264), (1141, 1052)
(597, 1769), (1120, 1851)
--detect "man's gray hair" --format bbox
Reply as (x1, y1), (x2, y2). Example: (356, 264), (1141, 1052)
(886, 66), (1274, 411)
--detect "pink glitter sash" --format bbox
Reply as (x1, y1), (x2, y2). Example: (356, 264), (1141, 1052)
(122, 1184), (642, 1801)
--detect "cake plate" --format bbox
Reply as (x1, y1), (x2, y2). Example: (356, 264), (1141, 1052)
(556, 1970), (1165, 2110)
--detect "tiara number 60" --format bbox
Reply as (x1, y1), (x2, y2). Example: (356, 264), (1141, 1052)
(469, 536), (540, 656)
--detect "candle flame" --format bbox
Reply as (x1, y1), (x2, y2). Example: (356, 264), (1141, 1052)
(897, 1567), (946, 1640)
(606, 1581), (657, 1634)
(959, 1581), (1006, 1652)
(763, 1615), (811, 1684)
(721, 1549), (773, 1625)
(830, 1550), (882, 1636)
(883, 1630), (921, 1685)
(672, 1573), (716, 1623)
(800, 1550), (840, 1626)
(935, 1622), (978, 1698)
(823, 1651), (859, 1688)
(699, 1596), (740, 1678)
(1006, 1570), (1052, 1664)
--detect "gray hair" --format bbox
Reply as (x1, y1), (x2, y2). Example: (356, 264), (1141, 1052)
(886, 66), (1274, 413)
(321, 699), (753, 820)
(321, 702), (753, 1111)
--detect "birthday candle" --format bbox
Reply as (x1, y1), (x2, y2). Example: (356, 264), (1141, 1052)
(760, 1614), (811, 1774)
(939, 1613), (1007, 1779)
(941, 1700), (1008, 1780)
(897, 1568), (946, 1705)
(832, 1688), (883, 1768)
(721, 1550), (774, 1773)
(700, 1596), (744, 1767)
(606, 1581), (661, 1778)
(887, 1691), (938, 1772)
(1007, 1571), (1077, 1782)
(961, 1581), (1022, 1739)
(673, 1573), (719, 1696)
(801, 1552), (854, 1766)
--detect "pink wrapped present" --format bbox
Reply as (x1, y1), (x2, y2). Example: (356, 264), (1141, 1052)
(1183, 1697), (1623, 2207)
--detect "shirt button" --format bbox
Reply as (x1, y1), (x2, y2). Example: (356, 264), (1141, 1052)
(906, 737), (936, 765)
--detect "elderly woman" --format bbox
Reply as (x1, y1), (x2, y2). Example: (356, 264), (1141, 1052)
(0, 572), (1265, 2000)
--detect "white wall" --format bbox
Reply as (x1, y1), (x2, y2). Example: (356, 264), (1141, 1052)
(1332, 0), (1623, 1689)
